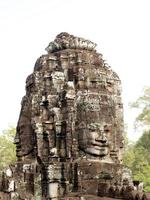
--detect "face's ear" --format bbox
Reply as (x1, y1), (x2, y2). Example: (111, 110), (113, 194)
(78, 130), (88, 149)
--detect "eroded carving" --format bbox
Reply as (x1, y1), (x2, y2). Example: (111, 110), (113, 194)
(46, 32), (97, 53)
(0, 33), (143, 200)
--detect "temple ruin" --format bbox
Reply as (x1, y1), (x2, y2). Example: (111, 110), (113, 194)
(0, 33), (149, 200)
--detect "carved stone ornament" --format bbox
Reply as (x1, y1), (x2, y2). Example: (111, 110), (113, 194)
(0, 33), (148, 200)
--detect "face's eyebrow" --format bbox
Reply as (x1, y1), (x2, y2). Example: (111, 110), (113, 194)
(87, 123), (101, 129)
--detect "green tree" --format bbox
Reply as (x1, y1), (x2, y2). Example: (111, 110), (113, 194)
(136, 130), (150, 153)
(131, 86), (150, 128)
(123, 130), (150, 191)
(132, 140), (150, 191)
(123, 142), (135, 169)
(124, 87), (150, 191)
(0, 126), (16, 171)
(134, 164), (150, 191)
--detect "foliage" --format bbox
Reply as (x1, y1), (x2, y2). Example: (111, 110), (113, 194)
(130, 86), (150, 128)
(123, 130), (150, 192)
(125, 86), (150, 191)
(136, 130), (150, 153)
(0, 126), (16, 171)
(134, 164), (150, 191)
(123, 142), (135, 169)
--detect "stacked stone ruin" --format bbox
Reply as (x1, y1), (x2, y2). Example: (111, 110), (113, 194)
(0, 33), (150, 200)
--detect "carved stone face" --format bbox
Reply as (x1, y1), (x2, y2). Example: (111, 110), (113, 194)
(15, 115), (34, 157)
(76, 88), (114, 158)
(78, 122), (111, 156)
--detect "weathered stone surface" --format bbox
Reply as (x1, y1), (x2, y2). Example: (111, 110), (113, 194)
(0, 33), (148, 199)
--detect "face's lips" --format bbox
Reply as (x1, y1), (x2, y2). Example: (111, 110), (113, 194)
(91, 142), (109, 148)
(85, 145), (109, 156)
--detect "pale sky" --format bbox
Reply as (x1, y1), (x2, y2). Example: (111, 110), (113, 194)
(0, 0), (150, 141)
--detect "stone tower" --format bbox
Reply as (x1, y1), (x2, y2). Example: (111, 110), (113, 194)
(1, 33), (145, 200)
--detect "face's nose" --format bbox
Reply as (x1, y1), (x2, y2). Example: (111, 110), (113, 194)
(14, 135), (20, 144)
(95, 130), (108, 143)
